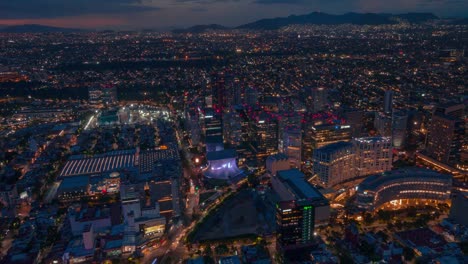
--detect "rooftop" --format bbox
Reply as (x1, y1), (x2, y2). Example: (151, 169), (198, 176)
(358, 168), (452, 191)
(353, 136), (391, 144)
(206, 149), (237, 160)
(266, 153), (288, 162)
(314, 141), (353, 153)
(276, 169), (324, 200)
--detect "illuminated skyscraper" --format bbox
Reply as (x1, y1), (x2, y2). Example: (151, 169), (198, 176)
(281, 126), (302, 168)
(310, 87), (328, 113)
(256, 112), (278, 160)
(384, 89), (393, 114)
(272, 169), (330, 253)
(353, 137), (392, 177)
(391, 110), (408, 149)
(312, 141), (355, 187)
(374, 112), (392, 137)
(426, 114), (465, 167)
(303, 123), (352, 164)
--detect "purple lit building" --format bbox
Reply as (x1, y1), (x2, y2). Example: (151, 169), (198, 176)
(204, 149), (242, 180)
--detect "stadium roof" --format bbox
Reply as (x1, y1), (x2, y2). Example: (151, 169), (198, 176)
(358, 168), (452, 190)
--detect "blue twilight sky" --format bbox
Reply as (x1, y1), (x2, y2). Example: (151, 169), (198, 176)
(0, 0), (466, 29)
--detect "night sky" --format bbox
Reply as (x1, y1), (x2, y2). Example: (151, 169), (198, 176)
(0, 0), (467, 29)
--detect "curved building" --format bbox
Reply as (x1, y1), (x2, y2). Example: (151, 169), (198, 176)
(356, 168), (452, 210)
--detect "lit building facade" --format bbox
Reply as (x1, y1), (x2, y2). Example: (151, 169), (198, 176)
(272, 169), (330, 251)
(204, 149), (242, 180)
(256, 113), (278, 160)
(303, 123), (352, 164)
(353, 137), (392, 177)
(266, 153), (290, 175)
(312, 141), (355, 187)
(384, 89), (393, 115)
(281, 126), (302, 168)
(392, 110), (408, 149)
(425, 114), (465, 167)
(356, 168), (452, 210)
(310, 87), (328, 113)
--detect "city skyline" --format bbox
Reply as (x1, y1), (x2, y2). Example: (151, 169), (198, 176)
(0, 4), (466, 263)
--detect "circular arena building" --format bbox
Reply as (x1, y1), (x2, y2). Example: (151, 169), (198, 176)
(356, 168), (452, 210)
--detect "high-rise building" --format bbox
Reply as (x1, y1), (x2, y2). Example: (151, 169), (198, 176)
(223, 108), (242, 148)
(271, 169), (330, 252)
(211, 72), (227, 112)
(433, 103), (465, 119)
(255, 112), (278, 160)
(244, 86), (259, 106)
(310, 87), (328, 113)
(303, 123), (352, 164)
(312, 141), (355, 187)
(425, 114), (465, 166)
(344, 110), (365, 137)
(374, 112), (392, 137)
(225, 77), (242, 108)
(392, 110), (408, 149)
(384, 89), (393, 114)
(266, 153), (290, 175)
(353, 137), (392, 177)
(281, 126), (302, 168)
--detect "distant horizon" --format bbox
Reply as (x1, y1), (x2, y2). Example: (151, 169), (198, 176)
(0, 10), (466, 31)
(1, 0), (468, 30)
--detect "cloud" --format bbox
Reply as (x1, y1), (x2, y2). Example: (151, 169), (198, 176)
(0, 0), (161, 19)
(254, 0), (308, 4)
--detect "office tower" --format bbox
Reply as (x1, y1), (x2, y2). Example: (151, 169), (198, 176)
(374, 112), (392, 136)
(425, 114), (465, 167)
(226, 77), (242, 107)
(244, 86), (259, 106)
(434, 103), (464, 119)
(211, 72), (227, 112)
(184, 107), (202, 146)
(281, 126), (302, 168)
(312, 141), (355, 187)
(88, 87), (102, 104)
(204, 108), (223, 137)
(392, 110), (408, 149)
(255, 112), (278, 160)
(384, 89), (393, 114)
(353, 137), (392, 177)
(223, 108), (242, 148)
(271, 169), (330, 252)
(237, 108), (254, 143)
(278, 112), (302, 150)
(344, 110), (365, 137)
(310, 87), (328, 113)
(266, 153), (290, 175)
(303, 123), (352, 164)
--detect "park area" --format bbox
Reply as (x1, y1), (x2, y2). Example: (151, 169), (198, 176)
(188, 188), (275, 243)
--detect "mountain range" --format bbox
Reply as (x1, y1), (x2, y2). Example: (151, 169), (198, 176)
(0, 24), (83, 33)
(173, 12), (440, 32)
(0, 12), (463, 33)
